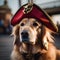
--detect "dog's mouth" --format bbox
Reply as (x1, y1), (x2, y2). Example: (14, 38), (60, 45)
(22, 35), (29, 42)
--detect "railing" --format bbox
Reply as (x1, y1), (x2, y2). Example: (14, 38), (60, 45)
(19, 0), (60, 8)
(38, 1), (60, 8)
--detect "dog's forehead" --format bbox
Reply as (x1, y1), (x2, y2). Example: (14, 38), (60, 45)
(20, 18), (28, 23)
(20, 18), (42, 25)
(20, 18), (36, 22)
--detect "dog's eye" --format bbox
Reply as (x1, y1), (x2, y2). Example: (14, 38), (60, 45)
(21, 23), (25, 26)
(33, 22), (38, 27)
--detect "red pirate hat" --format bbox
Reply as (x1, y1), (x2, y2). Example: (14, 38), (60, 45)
(11, 4), (58, 32)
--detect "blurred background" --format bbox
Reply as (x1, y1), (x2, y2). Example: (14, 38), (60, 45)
(0, 0), (60, 60)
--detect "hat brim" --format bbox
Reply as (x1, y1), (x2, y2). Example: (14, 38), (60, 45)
(11, 4), (58, 32)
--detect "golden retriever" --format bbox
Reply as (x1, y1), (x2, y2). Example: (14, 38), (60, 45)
(11, 18), (60, 60)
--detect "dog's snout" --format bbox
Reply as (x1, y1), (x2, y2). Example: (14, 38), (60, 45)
(21, 31), (29, 42)
(21, 31), (29, 36)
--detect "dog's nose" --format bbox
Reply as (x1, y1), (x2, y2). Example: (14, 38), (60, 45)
(21, 31), (29, 42)
(21, 31), (28, 36)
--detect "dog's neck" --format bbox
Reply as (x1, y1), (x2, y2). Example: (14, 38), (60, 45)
(20, 43), (47, 54)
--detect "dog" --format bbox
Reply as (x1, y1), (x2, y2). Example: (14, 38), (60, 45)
(11, 18), (60, 60)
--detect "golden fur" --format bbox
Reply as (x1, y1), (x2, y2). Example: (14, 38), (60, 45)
(11, 18), (60, 60)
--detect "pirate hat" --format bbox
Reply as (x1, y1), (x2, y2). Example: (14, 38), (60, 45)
(11, 4), (58, 32)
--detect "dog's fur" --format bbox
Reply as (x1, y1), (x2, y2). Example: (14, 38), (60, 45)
(11, 18), (60, 60)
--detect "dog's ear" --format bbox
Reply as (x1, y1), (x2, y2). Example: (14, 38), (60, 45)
(12, 25), (20, 46)
(41, 26), (48, 50)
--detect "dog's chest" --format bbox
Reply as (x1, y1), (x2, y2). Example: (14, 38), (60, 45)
(21, 53), (42, 60)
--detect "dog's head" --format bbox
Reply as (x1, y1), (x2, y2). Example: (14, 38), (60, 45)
(20, 18), (42, 44)
(12, 18), (54, 53)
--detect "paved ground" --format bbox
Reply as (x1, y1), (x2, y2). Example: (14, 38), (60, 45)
(0, 35), (13, 60)
(0, 35), (60, 60)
